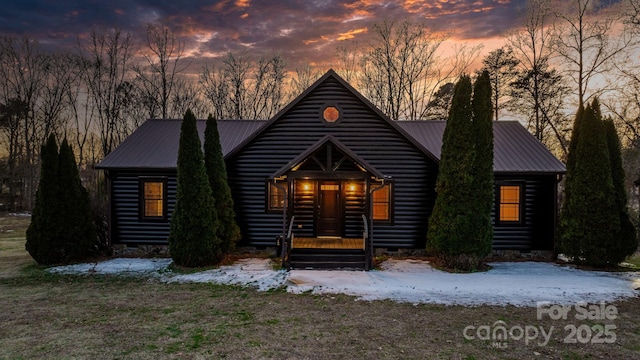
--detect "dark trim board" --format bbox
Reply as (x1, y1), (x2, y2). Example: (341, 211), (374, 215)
(98, 70), (565, 253)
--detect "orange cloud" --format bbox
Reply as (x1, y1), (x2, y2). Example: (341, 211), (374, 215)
(303, 35), (330, 46)
(240, 13), (249, 19)
(337, 28), (368, 41)
(235, 0), (250, 8)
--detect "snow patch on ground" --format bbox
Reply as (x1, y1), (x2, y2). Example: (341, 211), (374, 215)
(48, 258), (172, 276)
(165, 258), (288, 291)
(47, 257), (639, 307)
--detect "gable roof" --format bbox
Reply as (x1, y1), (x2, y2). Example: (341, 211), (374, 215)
(224, 69), (439, 162)
(96, 119), (266, 170)
(396, 120), (566, 174)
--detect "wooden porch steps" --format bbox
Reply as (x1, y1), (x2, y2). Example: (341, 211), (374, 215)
(288, 248), (366, 270)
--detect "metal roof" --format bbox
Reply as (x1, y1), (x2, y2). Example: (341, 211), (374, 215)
(96, 119), (267, 169)
(396, 120), (566, 173)
(97, 118), (565, 174)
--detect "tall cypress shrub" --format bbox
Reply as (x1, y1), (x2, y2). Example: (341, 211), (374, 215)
(58, 139), (97, 261)
(204, 114), (241, 253)
(26, 134), (60, 264)
(26, 136), (97, 264)
(561, 105), (585, 221)
(470, 70), (494, 258)
(427, 75), (480, 270)
(169, 110), (221, 267)
(559, 100), (620, 266)
(604, 118), (638, 259)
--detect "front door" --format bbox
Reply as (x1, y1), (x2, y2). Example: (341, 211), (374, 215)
(317, 181), (342, 237)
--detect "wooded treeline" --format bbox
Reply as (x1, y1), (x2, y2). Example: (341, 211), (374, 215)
(1, 0), (640, 212)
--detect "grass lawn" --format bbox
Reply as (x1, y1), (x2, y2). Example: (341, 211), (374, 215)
(1, 214), (639, 359)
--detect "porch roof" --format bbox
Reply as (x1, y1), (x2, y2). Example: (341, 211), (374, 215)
(270, 135), (386, 179)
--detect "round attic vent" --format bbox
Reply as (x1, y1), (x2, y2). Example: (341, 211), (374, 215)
(323, 106), (340, 122)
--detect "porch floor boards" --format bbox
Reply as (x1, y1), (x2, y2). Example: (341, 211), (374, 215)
(292, 237), (364, 250)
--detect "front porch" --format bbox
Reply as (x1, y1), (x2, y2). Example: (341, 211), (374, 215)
(271, 136), (389, 270)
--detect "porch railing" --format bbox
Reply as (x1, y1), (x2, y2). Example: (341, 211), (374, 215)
(362, 214), (372, 270)
(281, 216), (295, 269)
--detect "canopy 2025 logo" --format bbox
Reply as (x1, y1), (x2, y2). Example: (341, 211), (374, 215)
(462, 301), (617, 348)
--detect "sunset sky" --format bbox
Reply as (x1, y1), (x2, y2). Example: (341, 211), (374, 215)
(0, 0), (625, 72)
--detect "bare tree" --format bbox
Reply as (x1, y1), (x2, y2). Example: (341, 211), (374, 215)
(200, 64), (229, 119)
(553, 0), (638, 107)
(79, 28), (135, 156)
(356, 19), (480, 120)
(247, 54), (287, 119)
(335, 42), (361, 84)
(627, 0), (640, 26)
(133, 23), (187, 119)
(481, 46), (519, 121)
(171, 75), (208, 119)
(200, 52), (289, 120)
(507, 0), (559, 143)
(223, 51), (251, 119)
(0, 35), (46, 210)
(0, 98), (29, 210)
(508, 60), (572, 158)
(65, 55), (96, 169)
(40, 52), (76, 138)
(290, 64), (322, 97)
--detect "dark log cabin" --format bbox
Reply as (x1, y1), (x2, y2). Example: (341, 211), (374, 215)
(97, 70), (566, 269)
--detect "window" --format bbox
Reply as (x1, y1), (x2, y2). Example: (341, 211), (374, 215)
(372, 184), (392, 221)
(268, 183), (286, 211)
(140, 178), (167, 221)
(499, 185), (522, 222)
(320, 105), (341, 125)
(323, 106), (340, 122)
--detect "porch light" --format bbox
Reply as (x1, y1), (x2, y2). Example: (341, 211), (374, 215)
(349, 184), (356, 192)
(303, 183), (311, 191)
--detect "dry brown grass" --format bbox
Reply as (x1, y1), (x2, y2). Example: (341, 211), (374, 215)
(1, 214), (639, 359)
(0, 214), (35, 279)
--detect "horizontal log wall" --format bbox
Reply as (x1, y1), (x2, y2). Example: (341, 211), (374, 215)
(493, 174), (557, 251)
(109, 170), (176, 245)
(227, 76), (436, 248)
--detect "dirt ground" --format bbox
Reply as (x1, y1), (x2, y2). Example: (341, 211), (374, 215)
(1, 214), (639, 359)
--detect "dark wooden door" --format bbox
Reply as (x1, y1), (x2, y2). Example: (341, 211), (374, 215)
(317, 181), (342, 236)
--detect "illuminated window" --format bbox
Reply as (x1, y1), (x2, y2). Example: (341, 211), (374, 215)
(372, 184), (391, 221)
(268, 183), (285, 211)
(499, 185), (521, 222)
(320, 184), (339, 191)
(140, 179), (167, 220)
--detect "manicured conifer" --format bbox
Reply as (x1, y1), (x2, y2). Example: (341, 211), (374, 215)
(57, 139), (98, 261)
(169, 110), (221, 267)
(204, 114), (241, 253)
(604, 117), (638, 260)
(470, 70), (494, 258)
(559, 100), (620, 266)
(26, 135), (97, 264)
(26, 134), (61, 264)
(427, 75), (480, 270)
